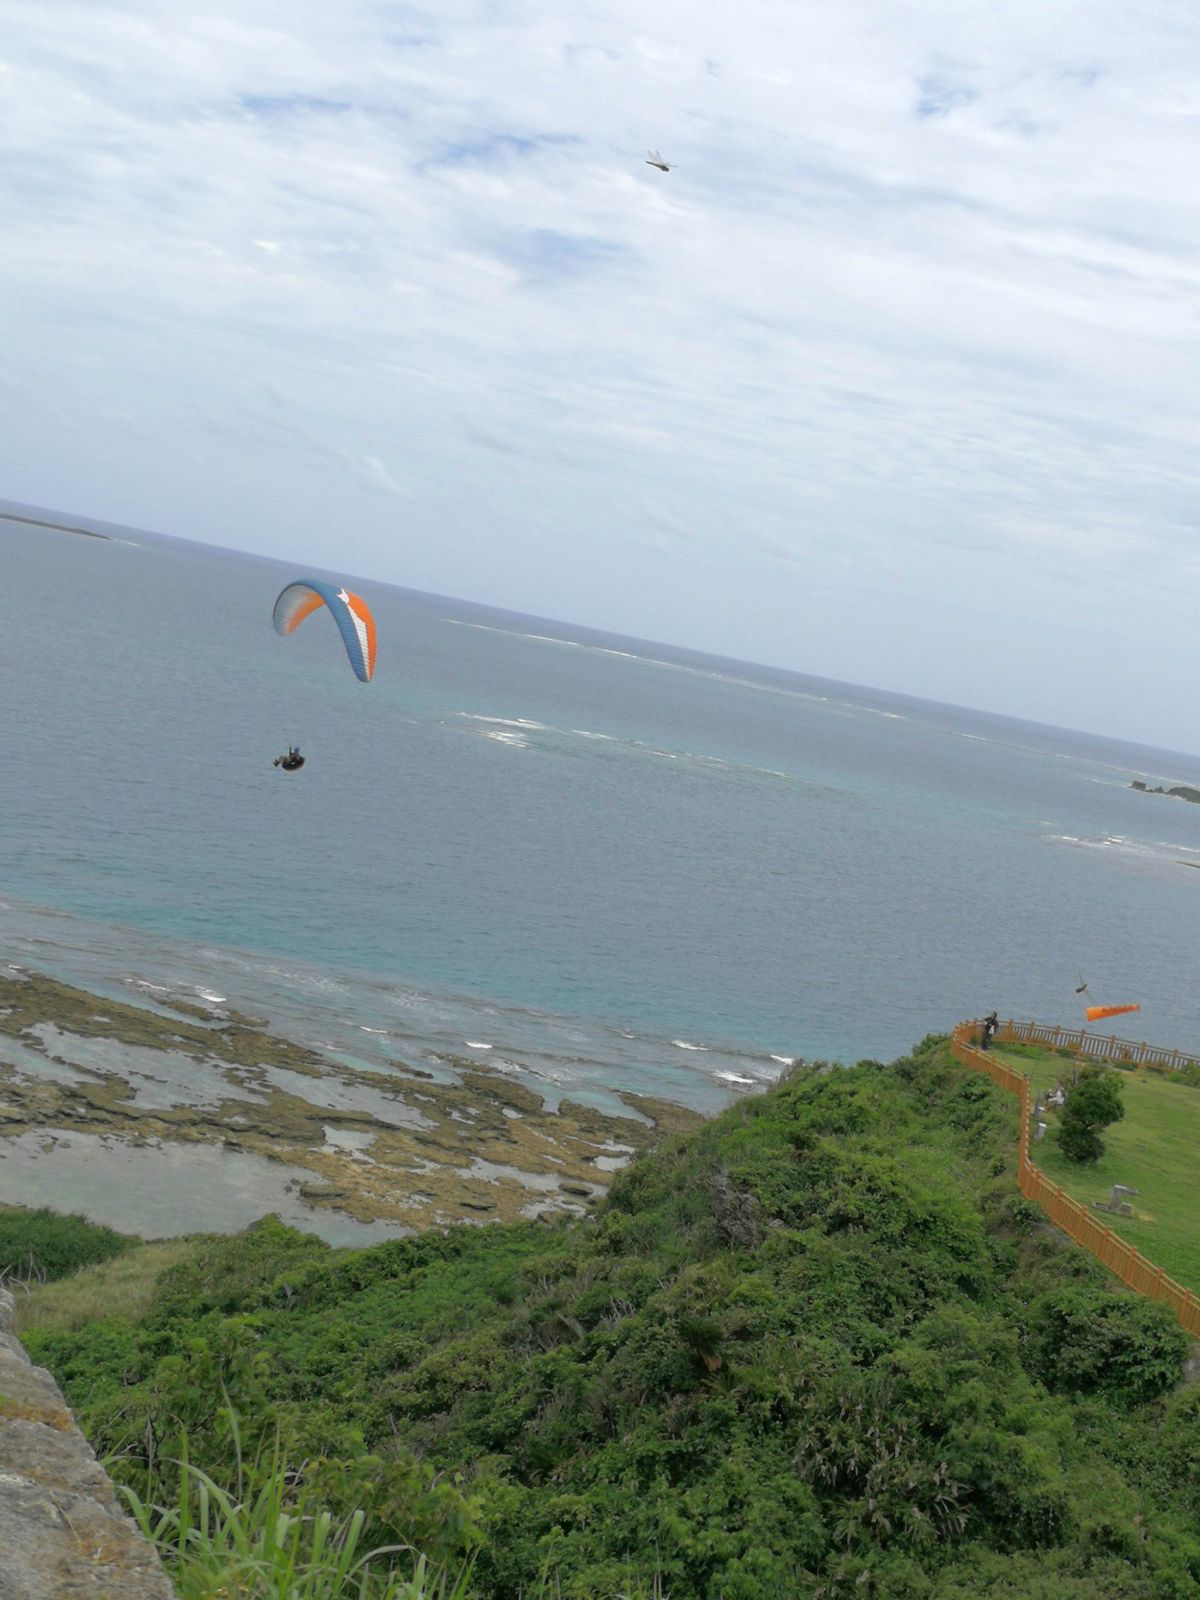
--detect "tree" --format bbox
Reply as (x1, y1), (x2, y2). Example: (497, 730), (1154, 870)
(1055, 1067), (1124, 1164)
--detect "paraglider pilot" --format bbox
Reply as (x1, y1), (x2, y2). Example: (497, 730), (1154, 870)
(274, 745), (305, 772)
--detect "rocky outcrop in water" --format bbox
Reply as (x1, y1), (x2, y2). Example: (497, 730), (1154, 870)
(0, 1287), (174, 1599)
(1130, 780), (1200, 803)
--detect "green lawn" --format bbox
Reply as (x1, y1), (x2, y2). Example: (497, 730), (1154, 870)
(991, 1043), (1200, 1295)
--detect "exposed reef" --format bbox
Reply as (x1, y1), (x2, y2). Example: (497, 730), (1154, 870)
(0, 970), (700, 1234)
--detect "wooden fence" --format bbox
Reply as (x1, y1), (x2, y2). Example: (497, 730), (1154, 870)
(951, 1021), (1200, 1337)
(999, 1018), (1200, 1074)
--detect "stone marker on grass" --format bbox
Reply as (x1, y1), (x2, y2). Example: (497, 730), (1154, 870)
(1093, 1183), (1140, 1217)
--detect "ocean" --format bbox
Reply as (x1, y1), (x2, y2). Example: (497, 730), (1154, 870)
(4, 499), (1200, 1119)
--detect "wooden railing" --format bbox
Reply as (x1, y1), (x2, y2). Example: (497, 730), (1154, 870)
(999, 1018), (1200, 1074)
(951, 1021), (1200, 1337)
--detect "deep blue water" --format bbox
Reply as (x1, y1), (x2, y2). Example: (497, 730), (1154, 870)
(4, 499), (1200, 1113)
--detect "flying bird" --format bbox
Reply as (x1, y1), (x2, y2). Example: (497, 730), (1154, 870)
(645, 150), (673, 172)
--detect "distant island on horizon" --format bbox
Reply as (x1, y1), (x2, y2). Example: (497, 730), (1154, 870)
(0, 509), (109, 540)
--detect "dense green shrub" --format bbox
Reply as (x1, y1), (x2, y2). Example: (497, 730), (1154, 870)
(1056, 1067), (1124, 1163)
(0, 1205), (134, 1283)
(23, 1040), (1199, 1600)
(1024, 1285), (1190, 1405)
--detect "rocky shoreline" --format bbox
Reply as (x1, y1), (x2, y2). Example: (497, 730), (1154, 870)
(0, 969), (701, 1236)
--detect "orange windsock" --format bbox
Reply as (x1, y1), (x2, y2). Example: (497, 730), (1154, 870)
(1085, 1004), (1141, 1023)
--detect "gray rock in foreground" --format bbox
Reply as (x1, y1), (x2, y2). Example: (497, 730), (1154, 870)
(0, 1288), (175, 1600)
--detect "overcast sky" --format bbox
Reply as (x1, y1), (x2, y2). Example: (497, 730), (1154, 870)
(4, 0), (1200, 748)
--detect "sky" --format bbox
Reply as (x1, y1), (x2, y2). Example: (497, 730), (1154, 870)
(3, 0), (1200, 749)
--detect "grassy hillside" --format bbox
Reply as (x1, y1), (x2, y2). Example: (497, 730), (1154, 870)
(22, 1037), (1200, 1599)
(992, 1043), (1200, 1293)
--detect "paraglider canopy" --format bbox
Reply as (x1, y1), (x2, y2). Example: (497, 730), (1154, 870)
(273, 580), (376, 683)
(1085, 1003), (1140, 1023)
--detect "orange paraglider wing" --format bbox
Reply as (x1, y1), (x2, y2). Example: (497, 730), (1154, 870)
(1085, 1004), (1141, 1023)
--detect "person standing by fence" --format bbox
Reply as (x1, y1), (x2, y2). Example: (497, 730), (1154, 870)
(981, 1011), (999, 1050)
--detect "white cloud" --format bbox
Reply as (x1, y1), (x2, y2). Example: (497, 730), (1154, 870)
(341, 450), (407, 497)
(2, 0), (1200, 743)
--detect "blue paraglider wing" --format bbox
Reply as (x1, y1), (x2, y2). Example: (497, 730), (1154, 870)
(272, 580), (376, 683)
